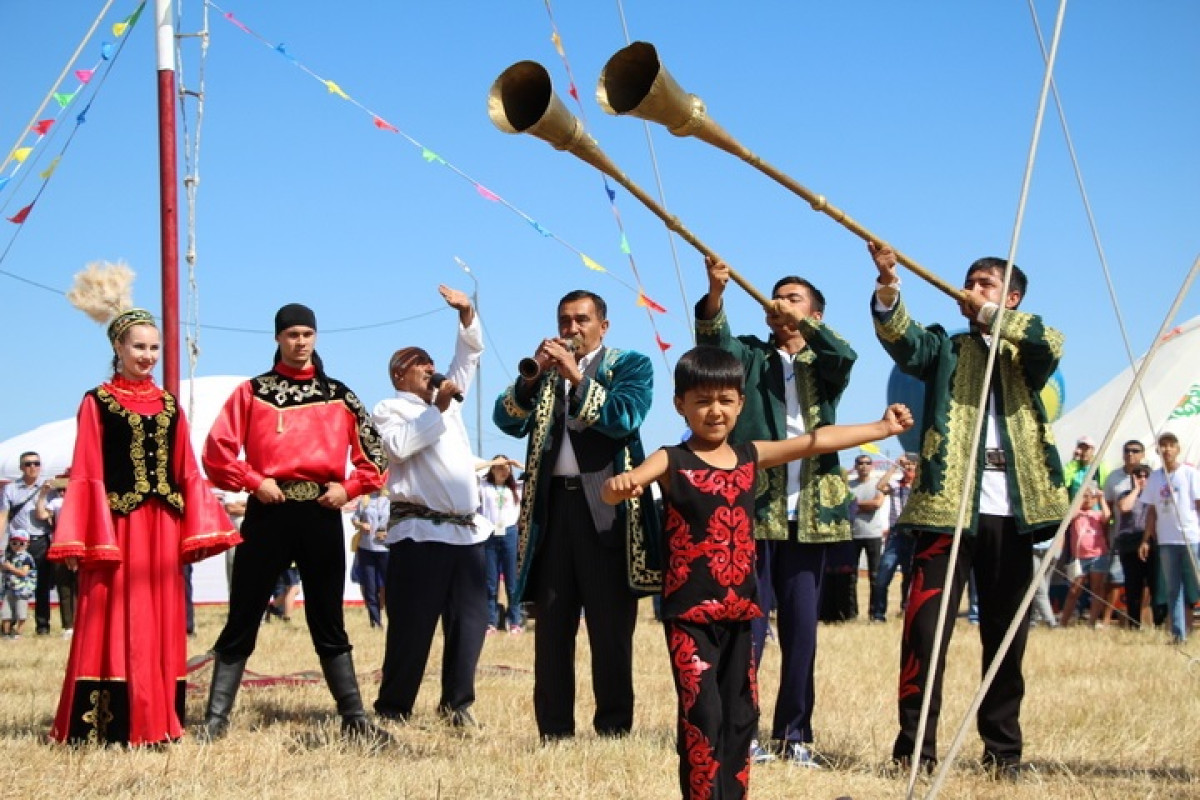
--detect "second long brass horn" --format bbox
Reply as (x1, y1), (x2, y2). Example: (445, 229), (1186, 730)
(598, 42), (965, 303)
(489, 60), (772, 310)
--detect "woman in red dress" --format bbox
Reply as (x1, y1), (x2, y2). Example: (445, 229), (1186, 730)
(48, 309), (240, 746)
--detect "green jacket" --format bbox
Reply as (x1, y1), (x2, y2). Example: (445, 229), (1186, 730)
(695, 304), (856, 543)
(873, 296), (1069, 537)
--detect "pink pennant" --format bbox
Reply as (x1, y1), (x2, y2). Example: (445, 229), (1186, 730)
(373, 116), (398, 133)
(475, 185), (499, 202)
(7, 203), (34, 224)
(32, 120), (54, 135)
(74, 69), (94, 83)
(224, 12), (251, 33)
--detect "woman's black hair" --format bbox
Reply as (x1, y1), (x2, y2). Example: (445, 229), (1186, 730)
(673, 345), (744, 398)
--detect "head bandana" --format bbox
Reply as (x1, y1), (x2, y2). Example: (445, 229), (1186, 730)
(274, 303), (317, 335)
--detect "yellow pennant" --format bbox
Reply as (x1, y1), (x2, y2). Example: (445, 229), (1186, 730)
(112, 21), (128, 36)
(11, 147), (32, 163)
(39, 156), (61, 179)
(580, 254), (606, 273)
(324, 80), (350, 101)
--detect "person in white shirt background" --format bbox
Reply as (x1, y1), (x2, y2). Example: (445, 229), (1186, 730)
(478, 455), (525, 634)
(1138, 431), (1200, 644)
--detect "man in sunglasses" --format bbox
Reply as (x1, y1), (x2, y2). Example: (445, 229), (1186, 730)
(1, 452), (55, 635)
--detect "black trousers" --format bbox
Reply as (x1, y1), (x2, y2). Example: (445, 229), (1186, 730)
(374, 538), (488, 718)
(212, 498), (351, 661)
(665, 619), (757, 800)
(28, 535), (52, 633)
(54, 562), (77, 630)
(894, 516), (1032, 765)
(532, 480), (638, 738)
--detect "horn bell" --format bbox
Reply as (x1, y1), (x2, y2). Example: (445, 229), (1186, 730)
(597, 41), (707, 137)
(488, 60), (587, 153)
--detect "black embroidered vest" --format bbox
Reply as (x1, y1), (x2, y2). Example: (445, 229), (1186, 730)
(91, 387), (184, 515)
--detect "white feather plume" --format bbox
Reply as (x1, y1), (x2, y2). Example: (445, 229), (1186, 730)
(66, 260), (135, 324)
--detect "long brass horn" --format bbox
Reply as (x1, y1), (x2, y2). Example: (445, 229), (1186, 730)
(597, 42), (965, 303)
(488, 60), (773, 311)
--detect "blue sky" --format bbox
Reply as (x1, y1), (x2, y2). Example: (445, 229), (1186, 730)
(2, 1), (1198, 467)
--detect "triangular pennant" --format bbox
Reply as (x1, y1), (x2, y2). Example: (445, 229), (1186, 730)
(0, 177), (9, 192)
(581, 254), (606, 273)
(655, 332), (672, 352)
(605, 185), (616, 202)
(373, 117), (399, 133)
(275, 43), (297, 63)
(859, 443), (882, 455)
(421, 148), (446, 165)
(32, 120), (54, 135)
(324, 80), (350, 101)
(568, 83), (579, 101)
(101, 42), (114, 60)
(112, 21), (129, 36)
(54, 92), (75, 108)
(619, 234), (631, 255)
(74, 69), (94, 83)
(529, 220), (551, 237)
(7, 203), (34, 224)
(551, 32), (565, 57)
(224, 12), (251, 33)
(11, 147), (32, 164)
(475, 185), (499, 202)
(39, 156), (61, 180)
(637, 291), (667, 313)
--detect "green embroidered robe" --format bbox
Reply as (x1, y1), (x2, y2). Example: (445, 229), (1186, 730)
(493, 346), (661, 600)
(695, 304), (855, 543)
(873, 295), (1069, 537)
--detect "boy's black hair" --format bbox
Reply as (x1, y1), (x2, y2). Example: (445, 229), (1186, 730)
(674, 346), (745, 398)
(771, 275), (826, 314)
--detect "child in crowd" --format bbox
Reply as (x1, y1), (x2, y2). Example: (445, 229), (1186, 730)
(1, 531), (37, 639)
(1060, 482), (1111, 627)
(602, 346), (912, 800)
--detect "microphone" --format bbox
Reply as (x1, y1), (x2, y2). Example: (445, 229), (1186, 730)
(430, 372), (463, 403)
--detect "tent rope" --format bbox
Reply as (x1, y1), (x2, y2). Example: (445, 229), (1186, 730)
(911, 2), (1071, 796)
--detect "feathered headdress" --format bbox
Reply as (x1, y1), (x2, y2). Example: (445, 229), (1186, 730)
(66, 260), (153, 342)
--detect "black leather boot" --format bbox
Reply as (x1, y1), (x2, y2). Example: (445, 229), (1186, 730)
(320, 652), (393, 746)
(198, 654), (246, 742)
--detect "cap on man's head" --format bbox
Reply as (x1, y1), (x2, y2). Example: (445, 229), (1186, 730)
(389, 346), (433, 377)
(274, 303), (317, 335)
(1076, 435), (1096, 449)
(9, 530), (28, 542)
(1158, 431), (1179, 446)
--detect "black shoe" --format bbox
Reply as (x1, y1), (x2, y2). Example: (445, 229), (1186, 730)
(888, 755), (936, 777)
(437, 705), (479, 728)
(36, 628), (51, 636)
(198, 654), (247, 742)
(341, 714), (394, 746)
(982, 754), (1036, 780)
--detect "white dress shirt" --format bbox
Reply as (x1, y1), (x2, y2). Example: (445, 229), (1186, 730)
(373, 314), (492, 546)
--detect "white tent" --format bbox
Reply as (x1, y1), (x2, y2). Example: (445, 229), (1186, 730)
(1053, 316), (1200, 469)
(0, 375), (366, 605)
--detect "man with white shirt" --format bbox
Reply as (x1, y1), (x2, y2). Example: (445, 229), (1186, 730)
(372, 285), (487, 727)
(1138, 431), (1200, 644)
(868, 243), (1068, 775)
(848, 455), (887, 619)
(1, 452), (55, 635)
(494, 289), (656, 740)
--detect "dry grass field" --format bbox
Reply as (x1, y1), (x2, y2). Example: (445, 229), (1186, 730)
(2, 585), (1199, 799)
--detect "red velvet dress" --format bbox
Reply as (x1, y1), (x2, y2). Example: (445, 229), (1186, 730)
(48, 376), (240, 746)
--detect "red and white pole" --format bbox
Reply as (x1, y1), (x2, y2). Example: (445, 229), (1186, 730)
(154, 0), (180, 396)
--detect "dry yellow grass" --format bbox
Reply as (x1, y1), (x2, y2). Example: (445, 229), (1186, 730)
(2, 584), (1199, 799)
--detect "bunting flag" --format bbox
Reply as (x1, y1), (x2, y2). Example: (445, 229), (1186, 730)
(859, 443), (882, 455)
(74, 69), (95, 83)
(206, 0), (671, 319)
(551, 32), (565, 57)
(101, 42), (114, 60)
(39, 157), (61, 180)
(323, 80), (350, 101)
(7, 203), (33, 224)
(619, 233), (631, 255)
(53, 92), (76, 108)
(111, 4), (143, 37)
(11, 148), (32, 164)
(32, 120), (54, 135)
(636, 291), (667, 313)
(655, 333), (672, 352)
(0, 177), (8, 192)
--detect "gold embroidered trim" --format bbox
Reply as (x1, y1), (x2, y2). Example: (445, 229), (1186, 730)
(575, 380), (606, 427)
(82, 688), (113, 745)
(694, 307), (725, 338)
(96, 388), (183, 514)
(874, 300), (912, 343)
(501, 385), (531, 421)
(343, 388), (389, 475)
(515, 376), (558, 576)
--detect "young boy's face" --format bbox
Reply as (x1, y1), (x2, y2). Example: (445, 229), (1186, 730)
(674, 386), (745, 445)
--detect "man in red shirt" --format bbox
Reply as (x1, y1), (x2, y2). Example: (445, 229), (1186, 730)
(200, 303), (390, 742)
